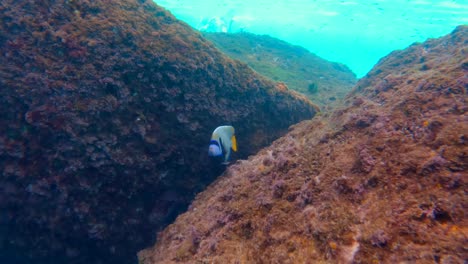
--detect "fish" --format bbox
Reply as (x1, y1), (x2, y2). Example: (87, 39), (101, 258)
(208, 125), (237, 164)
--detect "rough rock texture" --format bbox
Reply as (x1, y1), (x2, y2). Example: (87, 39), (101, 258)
(203, 32), (357, 110)
(0, 1), (318, 263)
(139, 26), (467, 263)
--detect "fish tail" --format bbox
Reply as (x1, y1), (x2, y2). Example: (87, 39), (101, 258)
(231, 135), (237, 152)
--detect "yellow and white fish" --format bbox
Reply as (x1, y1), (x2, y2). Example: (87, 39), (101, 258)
(208, 125), (237, 164)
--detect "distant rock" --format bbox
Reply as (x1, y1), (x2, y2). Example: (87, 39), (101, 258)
(203, 32), (357, 110)
(139, 26), (467, 263)
(0, 0), (318, 263)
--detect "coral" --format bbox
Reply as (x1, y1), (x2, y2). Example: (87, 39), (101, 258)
(272, 180), (286, 198)
(370, 230), (389, 247)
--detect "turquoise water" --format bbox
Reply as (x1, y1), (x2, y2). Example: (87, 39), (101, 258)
(154, 0), (467, 77)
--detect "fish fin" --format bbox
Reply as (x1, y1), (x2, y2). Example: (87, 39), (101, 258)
(231, 135), (237, 152)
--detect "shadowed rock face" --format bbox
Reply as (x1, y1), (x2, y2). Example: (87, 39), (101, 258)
(139, 26), (467, 263)
(0, 0), (317, 263)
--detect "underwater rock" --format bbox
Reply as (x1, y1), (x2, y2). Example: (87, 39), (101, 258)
(0, 0), (318, 263)
(203, 32), (357, 110)
(139, 26), (467, 263)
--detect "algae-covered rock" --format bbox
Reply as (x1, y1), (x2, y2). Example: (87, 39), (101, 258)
(203, 32), (357, 110)
(0, 0), (317, 263)
(139, 26), (467, 263)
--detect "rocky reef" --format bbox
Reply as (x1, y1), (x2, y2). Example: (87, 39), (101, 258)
(0, 0), (318, 263)
(139, 26), (467, 263)
(203, 32), (357, 110)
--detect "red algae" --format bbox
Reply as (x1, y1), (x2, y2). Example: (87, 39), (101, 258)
(139, 26), (467, 263)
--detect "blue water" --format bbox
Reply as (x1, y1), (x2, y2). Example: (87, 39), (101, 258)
(154, 0), (467, 77)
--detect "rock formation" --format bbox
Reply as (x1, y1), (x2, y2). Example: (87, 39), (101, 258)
(203, 32), (357, 110)
(0, 0), (318, 263)
(139, 26), (467, 263)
